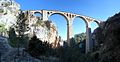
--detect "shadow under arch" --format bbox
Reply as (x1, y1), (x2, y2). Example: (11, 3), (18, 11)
(48, 13), (68, 40)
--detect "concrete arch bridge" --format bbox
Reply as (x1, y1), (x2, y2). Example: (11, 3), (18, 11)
(26, 10), (101, 53)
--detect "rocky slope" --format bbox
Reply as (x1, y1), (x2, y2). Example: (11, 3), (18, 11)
(91, 12), (120, 62)
(0, 36), (40, 62)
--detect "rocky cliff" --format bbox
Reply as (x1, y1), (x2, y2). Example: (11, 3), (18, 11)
(0, 0), (60, 47)
(0, 0), (20, 30)
(91, 12), (120, 62)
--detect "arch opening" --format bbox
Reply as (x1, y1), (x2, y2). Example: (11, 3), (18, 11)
(73, 17), (86, 41)
(94, 20), (100, 27)
(48, 13), (68, 41)
(72, 16), (87, 34)
(90, 21), (99, 33)
(33, 12), (42, 18)
(72, 16), (87, 53)
(48, 13), (69, 23)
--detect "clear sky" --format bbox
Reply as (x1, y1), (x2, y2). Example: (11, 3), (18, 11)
(15, 0), (120, 40)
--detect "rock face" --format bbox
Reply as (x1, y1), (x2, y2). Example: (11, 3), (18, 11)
(0, 0), (60, 61)
(0, 36), (57, 62)
(92, 12), (120, 62)
(0, 0), (20, 30)
(99, 12), (120, 62)
(0, 36), (40, 62)
(92, 26), (104, 50)
(27, 15), (60, 47)
(0, 0), (60, 47)
(0, 36), (11, 56)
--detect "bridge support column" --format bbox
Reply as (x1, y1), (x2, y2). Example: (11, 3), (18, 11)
(86, 25), (92, 53)
(67, 20), (73, 46)
(42, 10), (49, 21)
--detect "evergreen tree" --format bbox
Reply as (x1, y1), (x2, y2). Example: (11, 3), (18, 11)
(27, 35), (52, 57)
(8, 27), (17, 47)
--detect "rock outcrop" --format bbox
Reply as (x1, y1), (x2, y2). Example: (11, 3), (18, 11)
(0, 0), (20, 30)
(99, 12), (120, 62)
(0, 36), (11, 56)
(0, 36), (40, 62)
(92, 12), (120, 62)
(0, 0), (60, 48)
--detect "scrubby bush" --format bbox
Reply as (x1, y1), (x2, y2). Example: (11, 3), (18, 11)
(27, 35), (52, 58)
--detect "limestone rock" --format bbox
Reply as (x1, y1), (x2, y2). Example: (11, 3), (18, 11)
(0, 0), (20, 30)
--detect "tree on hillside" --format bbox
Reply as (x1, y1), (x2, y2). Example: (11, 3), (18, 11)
(74, 33), (86, 43)
(8, 11), (30, 48)
(70, 38), (76, 47)
(0, 23), (7, 36)
(8, 27), (17, 47)
(27, 35), (52, 57)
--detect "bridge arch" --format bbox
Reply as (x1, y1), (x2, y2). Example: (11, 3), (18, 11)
(47, 11), (75, 43)
(94, 20), (100, 27)
(47, 12), (69, 23)
(72, 16), (89, 27)
(90, 20), (100, 32)
(33, 12), (42, 17)
(29, 10), (43, 18)
(48, 13), (68, 40)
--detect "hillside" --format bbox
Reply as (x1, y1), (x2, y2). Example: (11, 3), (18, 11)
(91, 12), (120, 62)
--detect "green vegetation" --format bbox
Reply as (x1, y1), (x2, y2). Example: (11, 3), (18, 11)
(74, 33), (86, 43)
(55, 47), (92, 62)
(8, 27), (17, 47)
(8, 27), (29, 47)
(26, 33), (88, 62)
(0, 9), (4, 13)
(0, 23), (6, 32)
(27, 35), (52, 57)
(1, 6), (120, 61)
(26, 35), (87, 62)
(35, 19), (45, 27)
(26, 12), (120, 62)
(8, 11), (29, 48)
(0, 23), (7, 35)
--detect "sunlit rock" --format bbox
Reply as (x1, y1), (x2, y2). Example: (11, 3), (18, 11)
(0, 0), (20, 30)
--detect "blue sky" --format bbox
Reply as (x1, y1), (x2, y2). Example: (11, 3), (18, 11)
(15, 0), (120, 40)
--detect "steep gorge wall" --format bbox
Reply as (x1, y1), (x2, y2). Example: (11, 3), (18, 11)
(92, 12), (120, 62)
